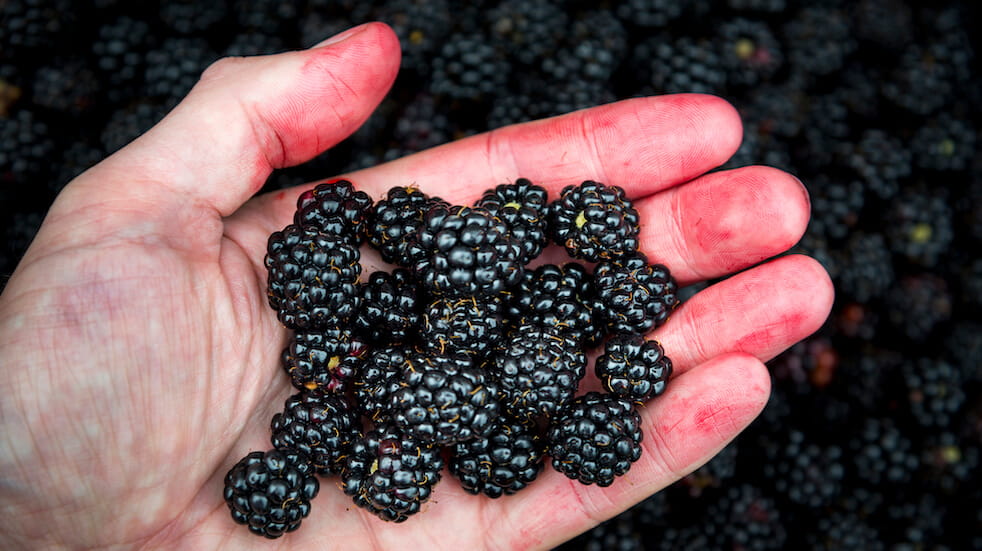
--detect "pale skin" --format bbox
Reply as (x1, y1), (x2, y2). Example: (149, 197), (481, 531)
(0, 23), (833, 550)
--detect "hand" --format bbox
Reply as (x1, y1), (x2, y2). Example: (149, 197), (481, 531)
(0, 23), (832, 550)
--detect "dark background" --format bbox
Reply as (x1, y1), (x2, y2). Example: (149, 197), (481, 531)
(2, 0), (980, 548)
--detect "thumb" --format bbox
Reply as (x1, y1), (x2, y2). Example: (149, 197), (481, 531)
(63, 22), (400, 218)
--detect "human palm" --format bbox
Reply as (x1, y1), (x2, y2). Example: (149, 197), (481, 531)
(0, 24), (832, 550)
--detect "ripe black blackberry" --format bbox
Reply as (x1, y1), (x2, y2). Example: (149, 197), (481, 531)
(430, 30), (509, 101)
(848, 416), (919, 488)
(541, 11), (627, 84)
(902, 357), (965, 430)
(763, 429), (844, 508)
(281, 328), (368, 394)
(0, 109), (53, 185)
(374, 0), (453, 74)
(476, 178), (549, 264)
(596, 333), (672, 403)
(486, 0), (568, 67)
(717, 18), (783, 89)
(846, 129), (911, 200)
(143, 37), (218, 107)
(449, 416), (544, 498)
(782, 6), (855, 78)
(31, 59), (99, 115)
(409, 204), (524, 298)
(701, 484), (787, 550)
(271, 391), (361, 475)
(159, 0), (228, 35)
(354, 346), (411, 422)
(807, 175), (865, 243)
(0, 0), (75, 57)
(420, 295), (505, 357)
(806, 509), (885, 551)
(389, 349), (500, 445)
(341, 422), (443, 522)
(911, 112), (977, 172)
(835, 232), (894, 302)
(631, 36), (727, 95)
(506, 263), (604, 347)
(882, 39), (968, 116)
(884, 274), (952, 342)
(594, 254), (679, 335)
(614, 0), (685, 28)
(367, 186), (447, 267)
(293, 180), (373, 245)
(352, 269), (420, 346)
(886, 188), (953, 268)
(492, 325), (586, 422)
(90, 16), (155, 102)
(384, 93), (454, 160)
(223, 449), (319, 539)
(265, 224), (361, 330)
(546, 392), (643, 487)
(550, 180), (640, 262)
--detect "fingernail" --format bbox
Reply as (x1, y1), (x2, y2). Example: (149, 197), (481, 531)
(314, 23), (370, 49)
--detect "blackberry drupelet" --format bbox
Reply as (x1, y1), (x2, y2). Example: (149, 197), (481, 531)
(341, 422), (443, 522)
(223, 449), (319, 539)
(506, 263), (604, 346)
(265, 224), (361, 330)
(389, 350), (500, 445)
(449, 416), (545, 498)
(550, 180), (640, 262)
(546, 392), (643, 487)
(596, 333), (672, 403)
(352, 269), (420, 346)
(594, 254), (679, 335)
(420, 295), (505, 357)
(492, 325), (586, 422)
(367, 186), (447, 267)
(281, 328), (368, 394)
(409, 204), (524, 298)
(476, 178), (550, 264)
(293, 180), (373, 245)
(271, 391), (361, 475)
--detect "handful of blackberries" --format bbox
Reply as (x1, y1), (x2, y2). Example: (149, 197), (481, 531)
(223, 178), (679, 538)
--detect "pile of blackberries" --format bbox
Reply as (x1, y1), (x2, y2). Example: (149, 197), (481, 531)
(222, 178), (679, 537)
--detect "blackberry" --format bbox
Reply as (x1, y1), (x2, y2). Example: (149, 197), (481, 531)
(852, 0), (913, 51)
(491, 325), (586, 422)
(702, 484), (787, 550)
(409, 204), (524, 298)
(594, 255), (679, 335)
(912, 112), (977, 172)
(596, 333), (672, 403)
(631, 36), (727, 95)
(541, 11), (627, 84)
(550, 180), (640, 263)
(0, 0), (75, 57)
(281, 328), (368, 394)
(354, 346), (411, 422)
(763, 429), (844, 508)
(902, 357), (965, 430)
(341, 422), (443, 522)
(430, 30), (509, 101)
(807, 509), (885, 551)
(158, 0), (228, 35)
(384, 93), (454, 159)
(270, 391), (361, 475)
(782, 6), (855, 78)
(352, 269), (420, 346)
(921, 431), (980, 496)
(90, 16), (155, 102)
(223, 449), (319, 539)
(886, 188), (953, 268)
(449, 416), (545, 498)
(264, 224), (361, 330)
(848, 416), (919, 488)
(807, 175), (864, 243)
(717, 19), (783, 89)
(486, 0), (568, 67)
(835, 232), (894, 302)
(31, 59), (99, 115)
(374, 0), (453, 74)
(682, 441), (738, 496)
(0, 109), (54, 185)
(476, 178), (549, 264)
(546, 392), (643, 487)
(884, 274), (952, 342)
(293, 180), (373, 245)
(389, 350), (500, 445)
(882, 39), (970, 116)
(846, 129), (912, 201)
(143, 37), (218, 107)
(367, 186), (447, 267)
(420, 295), (505, 357)
(506, 263), (604, 346)
(614, 0), (685, 28)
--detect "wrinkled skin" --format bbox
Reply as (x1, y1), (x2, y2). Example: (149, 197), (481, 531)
(0, 23), (832, 550)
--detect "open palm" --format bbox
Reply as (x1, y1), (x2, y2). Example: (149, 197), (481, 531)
(0, 23), (831, 550)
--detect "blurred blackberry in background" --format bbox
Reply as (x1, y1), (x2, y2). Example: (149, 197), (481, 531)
(430, 30), (509, 102)
(541, 11), (627, 84)
(487, 0), (568, 67)
(159, 0), (229, 35)
(884, 273), (952, 342)
(31, 60), (100, 115)
(764, 430), (844, 508)
(911, 112), (977, 172)
(0, 109), (53, 184)
(375, 0), (453, 74)
(632, 36), (727, 95)
(835, 232), (894, 302)
(717, 18), (783, 89)
(782, 6), (855, 79)
(807, 175), (865, 243)
(848, 416), (920, 488)
(846, 129), (912, 200)
(886, 188), (953, 267)
(144, 37), (218, 107)
(902, 357), (965, 430)
(701, 484), (787, 550)
(614, 0), (685, 29)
